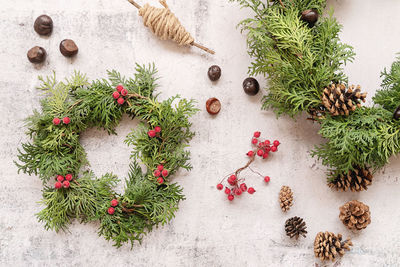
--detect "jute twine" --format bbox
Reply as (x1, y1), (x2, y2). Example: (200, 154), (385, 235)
(127, 0), (215, 54)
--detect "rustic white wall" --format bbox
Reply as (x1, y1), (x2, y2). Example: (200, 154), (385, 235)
(1, 0), (400, 266)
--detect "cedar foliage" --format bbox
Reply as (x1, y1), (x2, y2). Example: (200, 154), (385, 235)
(15, 64), (198, 248)
(231, 0), (400, 183)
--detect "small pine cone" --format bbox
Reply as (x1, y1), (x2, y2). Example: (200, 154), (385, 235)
(339, 200), (371, 230)
(314, 231), (353, 262)
(322, 84), (367, 116)
(285, 216), (307, 239)
(279, 186), (293, 212)
(328, 166), (373, 192)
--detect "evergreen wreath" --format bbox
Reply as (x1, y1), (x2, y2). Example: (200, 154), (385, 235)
(231, 0), (400, 191)
(15, 64), (198, 248)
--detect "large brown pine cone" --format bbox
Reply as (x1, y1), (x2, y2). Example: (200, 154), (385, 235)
(322, 84), (367, 116)
(328, 166), (373, 192)
(339, 200), (371, 230)
(285, 216), (307, 239)
(314, 231), (353, 262)
(279, 186), (293, 212)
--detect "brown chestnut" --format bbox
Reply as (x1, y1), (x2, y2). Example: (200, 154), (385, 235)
(60, 39), (78, 57)
(243, 77), (260, 96)
(27, 46), (46, 63)
(301, 9), (319, 27)
(34, 15), (53, 36)
(206, 98), (221, 115)
(393, 105), (400, 120)
(208, 65), (221, 81)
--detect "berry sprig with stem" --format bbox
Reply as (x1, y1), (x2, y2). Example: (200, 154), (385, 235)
(216, 131), (280, 201)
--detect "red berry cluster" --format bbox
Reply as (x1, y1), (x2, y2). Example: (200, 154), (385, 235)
(148, 126), (162, 138)
(249, 131), (280, 159)
(52, 116), (71, 125)
(216, 131), (279, 202)
(107, 198), (119, 215)
(54, 174), (73, 189)
(216, 174), (256, 201)
(153, 164), (168, 184)
(112, 84), (128, 105)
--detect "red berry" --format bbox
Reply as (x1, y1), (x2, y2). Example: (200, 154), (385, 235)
(112, 91), (120, 99)
(271, 146), (278, 152)
(228, 194), (234, 201)
(216, 184), (223, 190)
(107, 207), (115, 215)
(154, 126), (161, 133)
(257, 149), (264, 157)
(157, 177), (164, 184)
(251, 138), (258, 145)
(224, 187), (231, 194)
(63, 117), (71, 124)
(116, 85), (124, 93)
(247, 187), (256, 194)
(262, 152), (269, 159)
(265, 140), (271, 145)
(117, 97), (125, 105)
(247, 151), (254, 157)
(228, 175), (237, 185)
(110, 199), (119, 207)
(253, 131), (261, 138)
(240, 183), (247, 192)
(56, 175), (64, 182)
(234, 188), (242, 195)
(121, 89), (128, 96)
(63, 180), (70, 188)
(54, 182), (62, 189)
(161, 169), (169, 177)
(65, 174), (73, 181)
(154, 170), (161, 177)
(53, 117), (61, 125)
(265, 146), (271, 152)
(157, 165), (164, 171)
(264, 176), (270, 183)
(273, 140), (280, 147)
(148, 130), (156, 138)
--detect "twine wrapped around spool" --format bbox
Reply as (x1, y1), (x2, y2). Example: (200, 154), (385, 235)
(127, 0), (215, 54)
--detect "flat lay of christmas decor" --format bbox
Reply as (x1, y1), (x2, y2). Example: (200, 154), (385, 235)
(2, 0), (400, 265)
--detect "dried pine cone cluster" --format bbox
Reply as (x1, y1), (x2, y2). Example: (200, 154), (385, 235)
(279, 186), (293, 212)
(314, 231), (353, 262)
(322, 84), (367, 116)
(285, 216), (307, 239)
(339, 200), (371, 230)
(329, 166), (373, 192)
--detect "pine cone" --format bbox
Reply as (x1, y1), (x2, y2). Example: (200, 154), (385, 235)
(279, 186), (293, 212)
(314, 231), (353, 262)
(322, 84), (367, 116)
(285, 216), (307, 239)
(339, 200), (371, 230)
(328, 166), (373, 192)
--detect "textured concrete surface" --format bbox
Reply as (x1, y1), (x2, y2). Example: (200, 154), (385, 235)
(1, 0), (400, 266)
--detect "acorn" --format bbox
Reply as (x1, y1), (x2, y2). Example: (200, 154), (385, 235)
(393, 105), (400, 120)
(27, 46), (46, 63)
(301, 9), (319, 27)
(34, 15), (53, 36)
(60, 39), (78, 57)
